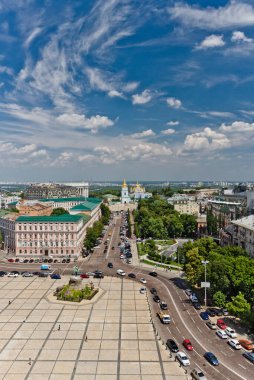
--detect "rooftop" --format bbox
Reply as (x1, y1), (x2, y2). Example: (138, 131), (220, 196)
(16, 214), (83, 223)
(231, 215), (254, 231)
(70, 201), (99, 211)
(39, 196), (101, 203)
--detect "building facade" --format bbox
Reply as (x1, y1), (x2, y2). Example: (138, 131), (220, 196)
(168, 195), (200, 216)
(130, 182), (152, 200)
(121, 180), (131, 204)
(16, 200), (53, 216)
(225, 215), (254, 258)
(0, 195), (20, 209)
(25, 182), (89, 200)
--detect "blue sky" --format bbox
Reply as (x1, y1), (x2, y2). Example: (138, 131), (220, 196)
(1, 0), (254, 181)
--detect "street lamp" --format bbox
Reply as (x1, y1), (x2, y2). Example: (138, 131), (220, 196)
(202, 260), (209, 307)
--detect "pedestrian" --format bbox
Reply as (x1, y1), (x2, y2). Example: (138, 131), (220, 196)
(8, 300), (11, 305)
(58, 324), (61, 331)
(28, 358), (32, 365)
(85, 335), (88, 342)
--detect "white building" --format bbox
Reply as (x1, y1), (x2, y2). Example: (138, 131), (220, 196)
(0, 195), (20, 209)
(230, 215), (254, 258)
(168, 195), (199, 216)
(121, 179), (131, 204)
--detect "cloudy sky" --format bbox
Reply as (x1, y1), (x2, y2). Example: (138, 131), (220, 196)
(1, 0), (254, 181)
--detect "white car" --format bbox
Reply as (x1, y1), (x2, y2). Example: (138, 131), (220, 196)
(7, 273), (18, 277)
(117, 269), (126, 276)
(190, 294), (198, 303)
(140, 278), (147, 284)
(225, 327), (237, 338)
(176, 351), (190, 366)
(120, 254), (125, 259)
(140, 287), (146, 294)
(216, 329), (228, 339)
(190, 368), (207, 380)
(228, 339), (241, 350)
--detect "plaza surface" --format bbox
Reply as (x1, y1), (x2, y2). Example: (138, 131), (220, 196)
(0, 275), (188, 380)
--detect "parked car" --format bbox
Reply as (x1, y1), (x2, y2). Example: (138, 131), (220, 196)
(206, 321), (217, 330)
(140, 278), (147, 284)
(183, 339), (193, 351)
(94, 272), (104, 278)
(185, 289), (192, 296)
(15, 258), (19, 262)
(228, 339), (241, 350)
(80, 273), (89, 278)
(140, 287), (146, 294)
(7, 272), (18, 277)
(206, 308), (216, 317)
(200, 312), (209, 321)
(116, 269), (125, 276)
(166, 339), (179, 353)
(128, 273), (136, 278)
(222, 308), (229, 316)
(239, 340), (254, 351)
(176, 351), (190, 366)
(150, 287), (157, 295)
(216, 330), (228, 339)
(204, 352), (219, 366)
(38, 272), (48, 277)
(193, 302), (202, 310)
(0, 271), (6, 277)
(243, 352), (254, 364)
(214, 308), (223, 316)
(29, 259), (34, 263)
(8, 258), (14, 262)
(22, 272), (34, 277)
(190, 294), (198, 303)
(153, 295), (160, 303)
(190, 368), (207, 380)
(217, 319), (227, 330)
(149, 271), (157, 277)
(225, 327), (237, 338)
(107, 262), (113, 268)
(51, 274), (61, 279)
(160, 301), (168, 310)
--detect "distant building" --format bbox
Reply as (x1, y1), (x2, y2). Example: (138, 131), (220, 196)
(0, 195), (20, 209)
(130, 181), (152, 200)
(121, 179), (131, 204)
(24, 182), (89, 200)
(16, 200), (53, 216)
(39, 197), (101, 211)
(168, 195), (200, 216)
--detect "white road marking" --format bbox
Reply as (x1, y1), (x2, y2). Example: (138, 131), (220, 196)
(196, 326), (202, 333)
(238, 364), (247, 370)
(186, 310), (190, 315)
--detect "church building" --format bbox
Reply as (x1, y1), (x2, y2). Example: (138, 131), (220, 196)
(121, 179), (131, 204)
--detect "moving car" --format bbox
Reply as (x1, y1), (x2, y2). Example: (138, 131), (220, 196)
(149, 271), (157, 277)
(216, 330), (228, 339)
(128, 273), (136, 278)
(228, 339), (241, 350)
(243, 352), (254, 364)
(153, 295), (160, 303)
(183, 339), (193, 351)
(51, 274), (61, 279)
(116, 269), (126, 276)
(204, 352), (219, 366)
(176, 351), (190, 366)
(239, 339), (254, 350)
(80, 273), (89, 278)
(166, 339), (179, 353)
(107, 262), (113, 268)
(225, 327), (237, 338)
(206, 321), (217, 330)
(160, 301), (168, 310)
(140, 278), (147, 284)
(140, 287), (146, 294)
(190, 368), (207, 380)
(150, 287), (157, 295)
(217, 319), (227, 330)
(200, 311), (209, 320)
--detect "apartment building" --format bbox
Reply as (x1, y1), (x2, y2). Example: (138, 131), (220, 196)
(229, 215), (254, 258)
(168, 195), (200, 216)
(25, 182), (89, 200)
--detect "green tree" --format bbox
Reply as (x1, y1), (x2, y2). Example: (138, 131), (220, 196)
(180, 214), (197, 237)
(100, 203), (111, 224)
(164, 214), (184, 238)
(0, 231), (3, 247)
(185, 247), (203, 286)
(213, 291), (226, 308)
(226, 292), (251, 319)
(51, 207), (69, 216)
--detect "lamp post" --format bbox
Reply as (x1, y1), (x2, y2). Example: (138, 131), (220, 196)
(202, 260), (209, 307)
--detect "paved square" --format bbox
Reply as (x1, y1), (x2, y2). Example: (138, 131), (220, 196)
(0, 275), (189, 379)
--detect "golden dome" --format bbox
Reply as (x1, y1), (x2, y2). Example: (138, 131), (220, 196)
(122, 179), (127, 188)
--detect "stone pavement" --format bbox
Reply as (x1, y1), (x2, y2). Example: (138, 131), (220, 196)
(0, 275), (190, 379)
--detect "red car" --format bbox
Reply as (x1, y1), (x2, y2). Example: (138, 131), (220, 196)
(8, 258), (14, 262)
(183, 339), (193, 351)
(217, 319), (227, 330)
(80, 273), (89, 279)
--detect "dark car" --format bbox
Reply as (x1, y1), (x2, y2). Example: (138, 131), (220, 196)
(80, 273), (89, 278)
(0, 271), (6, 277)
(66, 258), (70, 263)
(38, 272), (48, 277)
(204, 352), (219, 366)
(24, 259), (29, 263)
(153, 295), (161, 303)
(160, 301), (168, 310)
(15, 258), (20, 262)
(149, 271), (158, 277)
(48, 259), (53, 263)
(243, 352), (254, 364)
(51, 274), (61, 279)
(166, 339), (179, 353)
(62, 259), (66, 263)
(215, 308), (223, 316)
(150, 287), (157, 295)
(128, 273), (136, 278)
(33, 272), (41, 276)
(43, 259), (48, 263)
(107, 262), (113, 268)
(94, 273), (104, 278)
(53, 259), (58, 263)
(206, 308), (216, 317)
(200, 311), (209, 320)
(193, 302), (202, 310)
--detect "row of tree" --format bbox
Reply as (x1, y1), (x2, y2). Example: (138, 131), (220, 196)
(134, 196), (197, 239)
(178, 238), (254, 329)
(126, 210), (132, 238)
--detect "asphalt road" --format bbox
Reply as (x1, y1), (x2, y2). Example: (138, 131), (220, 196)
(1, 214), (253, 380)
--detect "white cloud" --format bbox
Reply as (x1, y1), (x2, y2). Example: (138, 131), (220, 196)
(231, 31), (252, 43)
(123, 82), (139, 92)
(184, 127), (231, 151)
(108, 90), (123, 98)
(161, 128), (175, 135)
(132, 89), (152, 105)
(196, 35), (225, 50)
(24, 27), (42, 48)
(169, 2), (254, 30)
(166, 97), (182, 108)
(167, 121), (179, 126)
(219, 121), (254, 133)
(131, 129), (155, 138)
(0, 65), (13, 76)
(57, 113), (114, 133)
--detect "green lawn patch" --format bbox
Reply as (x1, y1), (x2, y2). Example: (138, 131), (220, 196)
(55, 284), (98, 303)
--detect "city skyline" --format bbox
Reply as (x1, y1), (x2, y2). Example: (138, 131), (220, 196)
(1, 0), (254, 181)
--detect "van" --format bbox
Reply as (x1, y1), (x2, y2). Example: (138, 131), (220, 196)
(40, 264), (51, 270)
(117, 269), (126, 276)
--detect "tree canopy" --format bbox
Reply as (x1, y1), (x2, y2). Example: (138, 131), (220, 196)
(51, 207), (69, 216)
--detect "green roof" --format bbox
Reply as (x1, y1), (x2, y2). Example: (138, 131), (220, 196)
(39, 196), (102, 203)
(7, 201), (18, 207)
(78, 214), (91, 224)
(0, 209), (12, 217)
(70, 201), (98, 211)
(16, 215), (83, 223)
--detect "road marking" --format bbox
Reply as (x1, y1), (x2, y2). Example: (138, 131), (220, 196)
(158, 278), (248, 380)
(238, 364), (247, 370)
(176, 326), (181, 334)
(191, 317), (195, 323)
(186, 310), (190, 315)
(196, 326), (202, 333)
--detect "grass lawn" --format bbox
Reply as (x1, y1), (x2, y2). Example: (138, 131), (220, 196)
(141, 258), (182, 269)
(137, 242), (147, 256)
(155, 239), (175, 246)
